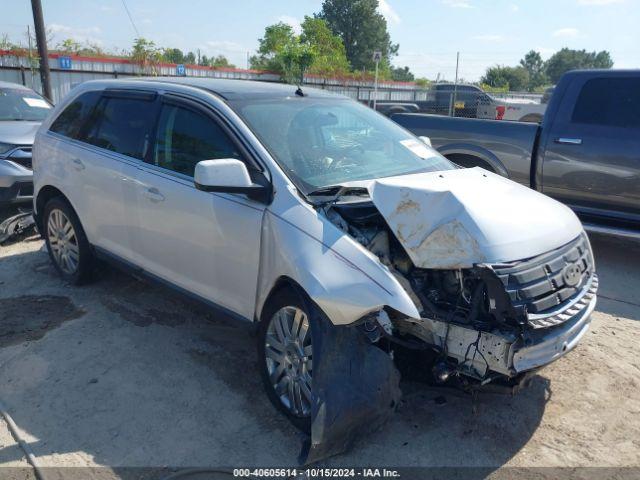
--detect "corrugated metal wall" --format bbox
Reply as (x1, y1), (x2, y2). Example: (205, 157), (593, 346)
(1, 51), (424, 104)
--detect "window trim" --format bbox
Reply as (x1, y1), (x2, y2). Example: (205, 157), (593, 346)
(142, 92), (265, 180)
(82, 91), (161, 161)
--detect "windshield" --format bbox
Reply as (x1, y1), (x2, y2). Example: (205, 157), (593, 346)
(232, 97), (454, 193)
(0, 88), (52, 121)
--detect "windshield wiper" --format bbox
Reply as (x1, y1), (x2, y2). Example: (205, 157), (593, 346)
(306, 185), (370, 205)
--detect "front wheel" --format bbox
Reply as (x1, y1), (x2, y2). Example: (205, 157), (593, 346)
(258, 289), (313, 432)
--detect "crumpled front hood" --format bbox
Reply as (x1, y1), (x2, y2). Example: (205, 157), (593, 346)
(0, 121), (40, 146)
(369, 167), (584, 269)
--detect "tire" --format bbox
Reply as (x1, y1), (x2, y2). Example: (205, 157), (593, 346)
(43, 197), (94, 285)
(258, 288), (314, 433)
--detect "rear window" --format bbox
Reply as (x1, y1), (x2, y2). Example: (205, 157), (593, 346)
(572, 77), (640, 128)
(50, 91), (101, 139)
(84, 96), (156, 159)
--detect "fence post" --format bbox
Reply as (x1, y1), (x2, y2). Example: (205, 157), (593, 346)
(20, 65), (26, 86)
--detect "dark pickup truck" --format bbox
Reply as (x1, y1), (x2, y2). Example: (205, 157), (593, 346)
(393, 69), (640, 238)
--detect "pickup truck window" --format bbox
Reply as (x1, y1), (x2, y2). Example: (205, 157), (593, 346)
(572, 77), (640, 128)
(233, 98), (453, 192)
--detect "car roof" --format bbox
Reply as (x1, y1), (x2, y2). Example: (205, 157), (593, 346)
(0, 80), (34, 91)
(134, 77), (348, 101)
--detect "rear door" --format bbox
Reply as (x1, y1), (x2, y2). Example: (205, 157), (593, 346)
(130, 94), (265, 319)
(79, 89), (159, 261)
(539, 74), (640, 226)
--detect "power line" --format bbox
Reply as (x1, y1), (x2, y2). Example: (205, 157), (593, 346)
(120, 0), (140, 38)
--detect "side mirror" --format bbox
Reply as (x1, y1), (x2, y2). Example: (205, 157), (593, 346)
(419, 136), (432, 147)
(194, 159), (271, 203)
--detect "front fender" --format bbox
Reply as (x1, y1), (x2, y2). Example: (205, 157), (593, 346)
(255, 209), (420, 326)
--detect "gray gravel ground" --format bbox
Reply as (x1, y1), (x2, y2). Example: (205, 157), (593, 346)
(0, 208), (639, 477)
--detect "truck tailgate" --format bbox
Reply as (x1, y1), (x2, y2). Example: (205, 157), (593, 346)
(392, 113), (539, 187)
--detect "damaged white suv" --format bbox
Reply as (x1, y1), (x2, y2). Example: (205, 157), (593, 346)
(33, 79), (597, 444)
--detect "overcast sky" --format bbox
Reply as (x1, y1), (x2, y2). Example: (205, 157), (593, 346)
(2, 0), (638, 81)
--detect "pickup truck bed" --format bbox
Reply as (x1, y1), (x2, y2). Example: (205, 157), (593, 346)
(393, 114), (539, 187)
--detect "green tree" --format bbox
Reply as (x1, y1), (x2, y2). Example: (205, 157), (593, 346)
(163, 47), (185, 64)
(391, 66), (414, 82)
(481, 65), (530, 91)
(316, 0), (398, 71)
(250, 22), (297, 71)
(545, 48), (613, 84)
(279, 42), (316, 84)
(131, 38), (162, 75)
(250, 19), (345, 80)
(57, 38), (82, 54)
(415, 77), (431, 89)
(300, 16), (349, 76)
(519, 50), (547, 91)
(211, 55), (236, 69)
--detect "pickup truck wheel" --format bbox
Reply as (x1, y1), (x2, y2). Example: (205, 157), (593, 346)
(258, 289), (313, 433)
(43, 197), (94, 285)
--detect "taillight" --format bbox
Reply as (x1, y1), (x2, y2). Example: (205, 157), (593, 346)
(495, 106), (506, 120)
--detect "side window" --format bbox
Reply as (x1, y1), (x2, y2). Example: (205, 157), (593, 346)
(49, 91), (101, 139)
(84, 96), (156, 159)
(572, 77), (640, 128)
(152, 104), (241, 177)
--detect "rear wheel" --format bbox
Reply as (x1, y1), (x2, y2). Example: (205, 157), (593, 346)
(258, 289), (313, 432)
(43, 197), (94, 284)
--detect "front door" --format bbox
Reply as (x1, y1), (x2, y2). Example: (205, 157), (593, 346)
(540, 74), (640, 226)
(130, 95), (265, 320)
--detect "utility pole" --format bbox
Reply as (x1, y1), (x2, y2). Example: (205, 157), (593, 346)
(372, 50), (382, 110)
(30, 0), (52, 101)
(451, 51), (460, 117)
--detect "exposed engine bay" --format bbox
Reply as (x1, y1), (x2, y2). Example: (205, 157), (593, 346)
(321, 194), (596, 384)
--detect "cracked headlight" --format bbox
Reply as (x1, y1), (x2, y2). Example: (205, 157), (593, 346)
(0, 142), (16, 155)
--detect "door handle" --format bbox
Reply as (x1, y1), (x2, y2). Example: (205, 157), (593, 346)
(71, 158), (85, 171)
(555, 137), (583, 145)
(143, 187), (165, 203)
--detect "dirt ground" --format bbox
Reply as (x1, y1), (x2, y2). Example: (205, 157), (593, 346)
(1, 208), (639, 478)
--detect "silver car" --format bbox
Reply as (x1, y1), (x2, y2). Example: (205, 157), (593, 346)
(0, 81), (52, 205)
(32, 78), (597, 446)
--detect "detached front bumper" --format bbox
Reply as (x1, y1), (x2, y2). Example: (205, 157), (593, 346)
(397, 273), (598, 379)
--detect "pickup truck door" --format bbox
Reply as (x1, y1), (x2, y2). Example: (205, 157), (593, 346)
(130, 94), (265, 320)
(539, 75), (640, 226)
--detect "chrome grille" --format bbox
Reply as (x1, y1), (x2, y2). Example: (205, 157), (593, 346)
(493, 234), (596, 328)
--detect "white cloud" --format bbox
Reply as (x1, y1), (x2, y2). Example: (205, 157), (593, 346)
(442, 0), (474, 8)
(379, 0), (401, 24)
(277, 15), (302, 35)
(49, 24), (103, 45)
(535, 46), (557, 59)
(472, 34), (505, 42)
(201, 40), (251, 69)
(509, 4), (519, 12)
(553, 27), (580, 37)
(577, 0), (624, 4)
(205, 40), (247, 54)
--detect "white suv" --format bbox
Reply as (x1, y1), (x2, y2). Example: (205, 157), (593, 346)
(33, 78), (597, 436)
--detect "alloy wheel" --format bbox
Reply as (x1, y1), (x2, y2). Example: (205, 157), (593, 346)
(47, 208), (80, 275)
(264, 306), (313, 417)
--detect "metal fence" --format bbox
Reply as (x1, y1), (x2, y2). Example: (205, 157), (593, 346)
(0, 50), (545, 122)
